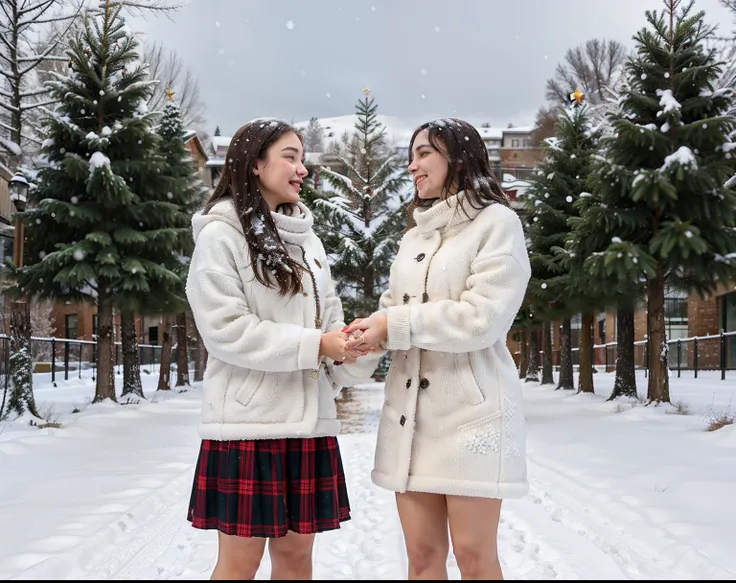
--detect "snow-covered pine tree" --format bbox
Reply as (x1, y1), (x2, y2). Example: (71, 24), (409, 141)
(580, 0), (736, 403)
(522, 99), (603, 392)
(16, 2), (185, 404)
(317, 91), (411, 322)
(154, 97), (208, 391)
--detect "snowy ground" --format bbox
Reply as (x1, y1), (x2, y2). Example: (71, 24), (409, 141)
(1, 368), (735, 579)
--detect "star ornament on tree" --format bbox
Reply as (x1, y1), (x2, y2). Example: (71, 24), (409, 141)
(570, 87), (584, 105)
(165, 87), (175, 101)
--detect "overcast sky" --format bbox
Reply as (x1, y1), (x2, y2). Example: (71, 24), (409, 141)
(130, 0), (733, 136)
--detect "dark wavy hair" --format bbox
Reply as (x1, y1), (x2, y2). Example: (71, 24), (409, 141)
(203, 119), (304, 296)
(407, 118), (509, 228)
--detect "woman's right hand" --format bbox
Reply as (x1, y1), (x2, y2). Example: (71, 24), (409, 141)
(319, 329), (350, 362)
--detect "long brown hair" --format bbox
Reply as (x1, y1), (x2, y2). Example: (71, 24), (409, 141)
(204, 119), (304, 296)
(407, 118), (509, 228)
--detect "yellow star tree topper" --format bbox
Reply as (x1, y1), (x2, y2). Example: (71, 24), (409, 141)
(570, 87), (584, 105)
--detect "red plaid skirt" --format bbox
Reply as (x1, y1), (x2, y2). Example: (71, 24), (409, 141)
(187, 436), (351, 538)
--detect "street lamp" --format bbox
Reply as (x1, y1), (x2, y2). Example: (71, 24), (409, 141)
(8, 170), (29, 212)
(8, 170), (29, 268)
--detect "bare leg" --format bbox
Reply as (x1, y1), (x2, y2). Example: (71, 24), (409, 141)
(211, 531), (266, 580)
(268, 530), (316, 580)
(395, 491), (450, 580)
(447, 496), (503, 580)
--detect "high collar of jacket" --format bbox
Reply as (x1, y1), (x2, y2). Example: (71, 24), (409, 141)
(413, 191), (485, 234)
(192, 199), (314, 246)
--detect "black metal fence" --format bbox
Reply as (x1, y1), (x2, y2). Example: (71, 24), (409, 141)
(0, 335), (167, 391)
(528, 331), (736, 380)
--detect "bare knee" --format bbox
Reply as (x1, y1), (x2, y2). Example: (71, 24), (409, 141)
(269, 540), (313, 566)
(406, 540), (448, 575)
(453, 543), (497, 579)
(212, 533), (265, 580)
(213, 555), (261, 580)
(268, 532), (315, 579)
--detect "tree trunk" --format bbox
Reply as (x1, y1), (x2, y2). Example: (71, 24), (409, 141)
(175, 311), (190, 387)
(578, 313), (595, 394)
(557, 318), (575, 390)
(609, 306), (638, 400)
(541, 321), (554, 385)
(518, 329), (528, 379)
(646, 263), (670, 403)
(193, 325), (204, 382)
(525, 329), (539, 382)
(121, 311), (144, 399)
(157, 316), (173, 391)
(94, 287), (116, 403)
(2, 299), (40, 420)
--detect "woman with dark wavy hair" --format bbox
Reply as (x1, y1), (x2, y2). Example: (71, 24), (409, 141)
(345, 118), (531, 580)
(185, 118), (380, 580)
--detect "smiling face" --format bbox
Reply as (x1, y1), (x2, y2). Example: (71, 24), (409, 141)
(252, 131), (308, 210)
(407, 129), (451, 200)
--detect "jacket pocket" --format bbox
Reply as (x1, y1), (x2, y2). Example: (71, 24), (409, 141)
(233, 369), (265, 408)
(456, 353), (485, 406)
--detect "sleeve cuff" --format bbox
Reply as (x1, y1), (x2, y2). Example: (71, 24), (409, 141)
(298, 327), (323, 370)
(386, 305), (411, 351)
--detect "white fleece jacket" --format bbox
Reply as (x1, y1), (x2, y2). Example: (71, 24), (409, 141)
(372, 192), (532, 499)
(186, 199), (381, 440)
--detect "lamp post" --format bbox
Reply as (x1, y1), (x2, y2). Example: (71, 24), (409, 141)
(8, 170), (29, 268)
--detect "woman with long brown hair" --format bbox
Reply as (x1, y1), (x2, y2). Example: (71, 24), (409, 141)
(185, 118), (378, 580)
(345, 118), (531, 580)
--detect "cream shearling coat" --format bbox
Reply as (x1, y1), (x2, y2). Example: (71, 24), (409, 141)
(186, 199), (380, 440)
(373, 192), (531, 499)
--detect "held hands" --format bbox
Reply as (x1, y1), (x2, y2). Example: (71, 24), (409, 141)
(343, 314), (388, 352)
(319, 329), (369, 364)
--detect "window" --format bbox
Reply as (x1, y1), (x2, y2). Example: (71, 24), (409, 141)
(664, 297), (688, 324)
(511, 138), (520, 147)
(66, 314), (78, 339)
(149, 326), (159, 345)
(523, 138), (532, 148)
(598, 319), (606, 345)
(93, 315), (98, 337)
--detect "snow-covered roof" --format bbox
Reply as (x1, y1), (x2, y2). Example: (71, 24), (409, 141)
(211, 135), (231, 150)
(502, 126), (534, 134)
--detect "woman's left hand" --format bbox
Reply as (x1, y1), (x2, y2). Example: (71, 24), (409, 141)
(344, 314), (388, 351)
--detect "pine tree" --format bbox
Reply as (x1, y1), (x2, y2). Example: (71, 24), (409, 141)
(317, 91), (411, 322)
(214, 125), (221, 136)
(304, 117), (324, 152)
(580, 0), (736, 403)
(522, 99), (604, 392)
(155, 97), (208, 391)
(16, 3), (184, 404)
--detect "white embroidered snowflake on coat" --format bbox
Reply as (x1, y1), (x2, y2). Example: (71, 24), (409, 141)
(461, 425), (500, 455)
(502, 393), (523, 459)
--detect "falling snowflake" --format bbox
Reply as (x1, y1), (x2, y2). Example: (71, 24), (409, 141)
(215, 20), (221, 27)
(326, 92), (331, 98)
(541, 282), (547, 289)
(73, 250), (85, 261)
(285, 20), (295, 30)
(433, 25), (440, 32)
